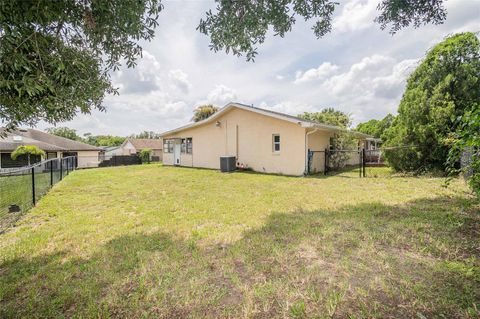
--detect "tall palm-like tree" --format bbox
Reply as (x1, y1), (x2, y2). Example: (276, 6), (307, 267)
(192, 105), (219, 122)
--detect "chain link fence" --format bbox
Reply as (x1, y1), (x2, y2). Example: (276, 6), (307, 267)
(307, 149), (364, 177)
(0, 156), (76, 233)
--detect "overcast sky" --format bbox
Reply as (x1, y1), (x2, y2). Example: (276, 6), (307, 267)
(37, 0), (480, 136)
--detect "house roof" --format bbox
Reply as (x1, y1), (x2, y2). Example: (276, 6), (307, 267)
(123, 138), (163, 150)
(0, 128), (101, 152)
(99, 146), (121, 151)
(160, 102), (371, 138)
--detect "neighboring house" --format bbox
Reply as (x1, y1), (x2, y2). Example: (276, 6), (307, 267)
(0, 128), (102, 169)
(120, 138), (163, 161)
(160, 102), (369, 176)
(365, 137), (383, 164)
(365, 137), (382, 151)
(100, 145), (123, 157)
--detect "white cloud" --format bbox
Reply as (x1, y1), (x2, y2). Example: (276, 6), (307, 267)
(333, 0), (378, 32)
(259, 101), (316, 116)
(294, 62), (339, 84)
(206, 85), (238, 106)
(112, 51), (163, 94)
(168, 69), (192, 94)
(324, 55), (395, 94)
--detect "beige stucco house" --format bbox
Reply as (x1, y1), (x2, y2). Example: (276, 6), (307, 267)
(120, 138), (163, 161)
(160, 103), (369, 176)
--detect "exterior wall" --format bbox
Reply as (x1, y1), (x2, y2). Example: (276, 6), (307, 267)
(307, 129), (334, 173)
(163, 108), (307, 176)
(151, 149), (163, 161)
(163, 152), (174, 165)
(122, 141), (137, 155)
(76, 151), (100, 168)
(105, 148), (123, 156)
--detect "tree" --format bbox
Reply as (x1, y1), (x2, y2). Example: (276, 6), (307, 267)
(0, 0), (163, 131)
(11, 145), (45, 166)
(198, 0), (447, 60)
(0, 0), (449, 132)
(383, 32), (480, 173)
(131, 131), (161, 139)
(298, 108), (351, 128)
(299, 108), (357, 169)
(94, 135), (126, 147)
(82, 133), (126, 147)
(447, 103), (480, 196)
(375, 0), (447, 33)
(46, 127), (81, 141)
(192, 105), (219, 122)
(139, 148), (152, 164)
(356, 114), (395, 138)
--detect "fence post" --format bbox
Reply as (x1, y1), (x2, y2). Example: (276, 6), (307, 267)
(324, 149), (328, 176)
(31, 167), (36, 205)
(359, 150), (362, 178)
(362, 149), (366, 177)
(60, 158), (63, 180)
(50, 160), (53, 186)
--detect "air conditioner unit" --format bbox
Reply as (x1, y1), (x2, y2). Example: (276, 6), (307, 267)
(12, 135), (22, 142)
(220, 156), (236, 172)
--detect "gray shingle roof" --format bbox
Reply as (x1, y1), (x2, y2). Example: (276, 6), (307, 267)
(0, 128), (101, 152)
(125, 139), (163, 150)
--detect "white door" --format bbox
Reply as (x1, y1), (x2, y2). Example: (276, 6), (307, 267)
(173, 141), (181, 165)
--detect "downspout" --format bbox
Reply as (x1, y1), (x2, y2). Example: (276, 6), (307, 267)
(304, 128), (318, 175)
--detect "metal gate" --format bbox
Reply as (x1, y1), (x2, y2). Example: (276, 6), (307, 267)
(308, 149), (366, 177)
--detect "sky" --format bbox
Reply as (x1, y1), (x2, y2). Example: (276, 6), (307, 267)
(37, 0), (480, 136)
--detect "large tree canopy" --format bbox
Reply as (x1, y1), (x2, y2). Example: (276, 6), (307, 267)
(0, 0), (449, 131)
(192, 104), (219, 122)
(298, 108), (351, 128)
(0, 0), (162, 131)
(198, 0), (447, 60)
(356, 114), (395, 138)
(46, 127), (82, 141)
(383, 32), (480, 172)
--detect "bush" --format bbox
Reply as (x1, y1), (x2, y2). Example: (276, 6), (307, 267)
(139, 148), (152, 164)
(11, 145), (45, 166)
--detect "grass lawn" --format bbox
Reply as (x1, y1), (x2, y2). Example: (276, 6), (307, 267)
(0, 164), (479, 318)
(1, 168), (64, 232)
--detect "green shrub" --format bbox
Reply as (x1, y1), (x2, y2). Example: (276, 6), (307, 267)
(139, 148), (152, 164)
(11, 145), (45, 166)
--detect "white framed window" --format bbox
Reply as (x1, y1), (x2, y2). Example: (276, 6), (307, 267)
(272, 134), (280, 152)
(186, 138), (192, 154)
(163, 139), (174, 153)
(181, 138), (193, 154)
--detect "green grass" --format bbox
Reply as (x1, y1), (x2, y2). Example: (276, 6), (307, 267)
(1, 168), (64, 232)
(0, 164), (479, 318)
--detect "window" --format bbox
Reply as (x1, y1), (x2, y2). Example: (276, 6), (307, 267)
(329, 137), (335, 151)
(181, 139), (186, 153)
(163, 139), (174, 153)
(180, 138), (192, 154)
(272, 134), (280, 152)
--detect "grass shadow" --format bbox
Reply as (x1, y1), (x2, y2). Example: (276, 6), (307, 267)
(0, 195), (478, 318)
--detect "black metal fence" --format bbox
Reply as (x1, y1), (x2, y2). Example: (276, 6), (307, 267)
(0, 156), (76, 232)
(308, 149), (387, 177)
(308, 149), (365, 176)
(98, 154), (142, 167)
